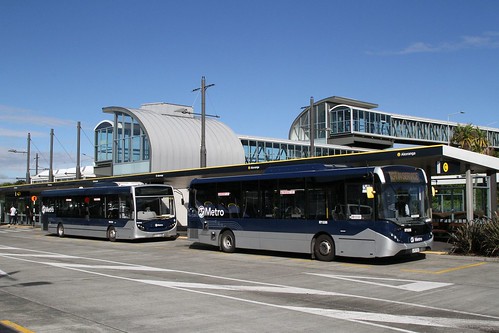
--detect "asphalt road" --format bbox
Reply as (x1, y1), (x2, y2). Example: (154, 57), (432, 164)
(1, 225), (498, 333)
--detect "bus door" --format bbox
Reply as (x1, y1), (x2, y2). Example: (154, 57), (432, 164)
(336, 182), (376, 257)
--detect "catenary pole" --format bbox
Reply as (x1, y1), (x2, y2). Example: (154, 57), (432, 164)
(26, 132), (31, 183)
(49, 129), (54, 182)
(76, 121), (81, 179)
(193, 76), (214, 168)
(310, 96), (315, 157)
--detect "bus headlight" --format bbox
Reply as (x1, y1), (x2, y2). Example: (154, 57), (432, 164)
(390, 233), (401, 242)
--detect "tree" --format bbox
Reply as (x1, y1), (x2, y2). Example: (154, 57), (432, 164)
(451, 124), (491, 154)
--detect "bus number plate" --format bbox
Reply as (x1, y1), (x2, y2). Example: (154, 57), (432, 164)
(153, 233), (165, 238)
(411, 247), (420, 253)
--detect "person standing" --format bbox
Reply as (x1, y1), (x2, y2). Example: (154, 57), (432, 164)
(9, 205), (17, 227)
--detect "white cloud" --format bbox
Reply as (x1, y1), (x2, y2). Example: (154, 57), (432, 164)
(0, 105), (74, 127)
(373, 31), (499, 55)
(0, 128), (34, 138)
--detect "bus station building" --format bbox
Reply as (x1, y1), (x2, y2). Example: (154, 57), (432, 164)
(1, 96), (499, 227)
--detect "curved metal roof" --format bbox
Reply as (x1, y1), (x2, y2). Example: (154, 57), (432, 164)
(103, 103), (245, 171)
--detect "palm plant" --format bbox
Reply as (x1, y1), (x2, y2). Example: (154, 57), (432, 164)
(451, 124), (490, 154)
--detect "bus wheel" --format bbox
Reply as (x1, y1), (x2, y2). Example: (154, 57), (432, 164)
(314, 234), (335, 261)
(107, 226), (117, 242)
(57, 224), (64, 237)
(220, 230), (235, 253)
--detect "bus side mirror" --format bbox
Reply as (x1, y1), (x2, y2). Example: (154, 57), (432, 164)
(366, 186), (375, 199)
(432, 186), (437, 197)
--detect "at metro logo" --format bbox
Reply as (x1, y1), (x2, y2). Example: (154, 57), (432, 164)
(198, 205), (225, 218)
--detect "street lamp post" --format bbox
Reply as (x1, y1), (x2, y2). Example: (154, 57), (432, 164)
(193, 76), (215, 168)
(8, 132), (31, 183)
(447, 111), (465, 145)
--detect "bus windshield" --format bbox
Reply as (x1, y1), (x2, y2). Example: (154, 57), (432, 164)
(136, 196), (175, 221)
(378, 183), (429, 224)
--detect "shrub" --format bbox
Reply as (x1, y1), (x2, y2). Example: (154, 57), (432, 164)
(449, 217), (499, 256)
(482, 218), (499, 256)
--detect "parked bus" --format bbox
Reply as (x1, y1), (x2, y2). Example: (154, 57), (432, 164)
(42, 183), (177, 241)
(187, 164), (433, 261)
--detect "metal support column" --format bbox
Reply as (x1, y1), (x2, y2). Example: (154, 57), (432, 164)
(488, 170), (498, 217)
(309, 97), (315, 157)
(465, 167), (474, 221)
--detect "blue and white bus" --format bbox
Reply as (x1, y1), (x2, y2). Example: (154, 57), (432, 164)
(187, 164), (433, 261)
(42, 183), (177, 241)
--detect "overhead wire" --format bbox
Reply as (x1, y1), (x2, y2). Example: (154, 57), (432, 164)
(54, 133), (75, 164)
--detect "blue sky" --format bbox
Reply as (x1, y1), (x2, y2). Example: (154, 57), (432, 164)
(1, 0), (498, 182)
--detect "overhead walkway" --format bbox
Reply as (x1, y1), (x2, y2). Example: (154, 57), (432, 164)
(290, 96), (499, 150)
(238, 135), (371, 163)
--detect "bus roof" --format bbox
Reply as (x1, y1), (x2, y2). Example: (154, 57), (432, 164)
(190, 164), (423, 186)
(41, 185), (133, 198)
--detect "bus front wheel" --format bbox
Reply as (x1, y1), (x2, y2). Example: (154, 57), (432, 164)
(314, 234), (335, 261)
(107, 226), (117, 242)
(57, 224), (64, 237)
(220, 230), (235, 253)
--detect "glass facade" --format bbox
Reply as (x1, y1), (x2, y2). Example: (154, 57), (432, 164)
(113, 112), (150, 164)
(290, 103), (394, 144)
(329, 106), (392, 137)
(240, 138), (361, 163)
(330, 106), (351, 134)
(95, 122), (113, 162)
(352, 109), (391, 136)
(288, 103), (329, 143)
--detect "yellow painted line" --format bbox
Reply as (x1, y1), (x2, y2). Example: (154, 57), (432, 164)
(340, 263), (371, 269)
(0, 320), (35, 333)
(402, 262), (487, 275)
(423, 250), (448, 255)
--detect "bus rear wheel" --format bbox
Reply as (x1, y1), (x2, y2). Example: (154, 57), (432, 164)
(107, 226), (117, 242)
(314, 234), (335, 261)
(57, 224), (64, 237)
(220, 230), (235, 253)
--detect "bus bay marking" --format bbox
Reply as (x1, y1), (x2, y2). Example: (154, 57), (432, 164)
(402, 262), (487, 275)
(2, 246), (499, 331)
(306, 273), (453, 292)
(0, 268), (10, 277)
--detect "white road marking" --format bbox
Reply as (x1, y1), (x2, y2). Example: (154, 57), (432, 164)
(0, 254), (76, 258)
(285, 306), (499, 330)
(47, 263), (171, 271)
(1, 245), (499, 332)
(136, 279), (340, 295)
(306, 273), (453, 292)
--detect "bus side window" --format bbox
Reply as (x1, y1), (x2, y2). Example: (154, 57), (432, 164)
(120, 196), (132, 219)
(306, 188), (327, 220)
(107, 195), (120, 219)
(241, 180), (259, 218)
(228, 203), (239, 217)
(242, 191), (259, 218)
(88, 197), (104, 218)
(345, 183), (373, 220)
(333, 205), (345, 220)
(263, 189), (279, 219)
